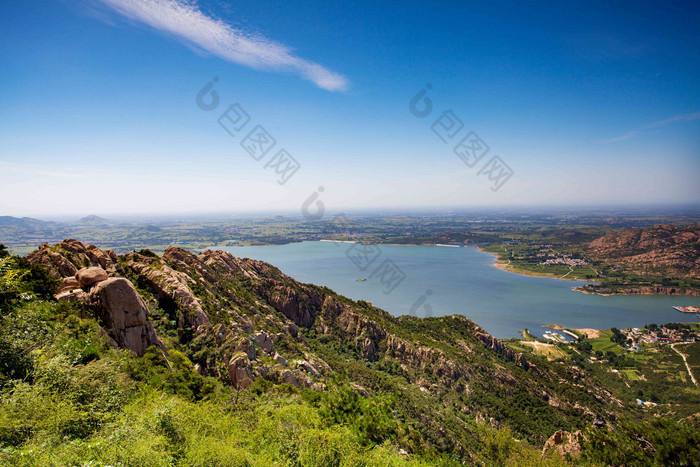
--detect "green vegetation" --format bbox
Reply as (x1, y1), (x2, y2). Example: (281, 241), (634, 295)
(510, 325), (700, 420)
(3, 239), (699, 465)
(0, 257), (563, 465)
(480, 241), (603, 281)
(581, 418), (700, 466)
(3, 209), (698, 256)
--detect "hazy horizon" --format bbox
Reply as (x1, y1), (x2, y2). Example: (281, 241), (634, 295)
(5, 202), (700, 224)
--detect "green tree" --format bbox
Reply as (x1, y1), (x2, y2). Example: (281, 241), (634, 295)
(0, 257), (26, 312)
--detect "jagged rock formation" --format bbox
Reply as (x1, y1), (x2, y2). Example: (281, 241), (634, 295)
(87, 277), (165, 356)
(30, 243), (163, 357)
(541, 430), (585, 458)
(28, 239), (121, 277)
(27, 239), (623, 450)
(123, 250), (209, 328)
(474, 329), (532, 370)
(588, 223), (700, 279)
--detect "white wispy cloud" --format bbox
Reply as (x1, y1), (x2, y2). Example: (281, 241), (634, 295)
(95, 0), (349, 91)
(602, 111), (700, 143)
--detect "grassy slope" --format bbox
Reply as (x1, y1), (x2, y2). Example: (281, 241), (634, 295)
(0, 298), (566, 466)
(2, 244), (699, 465)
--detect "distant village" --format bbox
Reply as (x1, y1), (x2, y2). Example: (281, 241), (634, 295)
(539, 256), (589, 267)
(621, 324), (699, 349)
(535, 247), (590, 266)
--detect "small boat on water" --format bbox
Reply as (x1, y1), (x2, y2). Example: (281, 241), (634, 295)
(673, 306), (700, 314)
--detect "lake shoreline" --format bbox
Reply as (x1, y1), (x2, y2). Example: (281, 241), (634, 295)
(476, 246), (587, 282)
(213, 241), (698, 339)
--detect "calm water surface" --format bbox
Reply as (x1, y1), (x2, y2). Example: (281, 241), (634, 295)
(214, 242), (700, 339)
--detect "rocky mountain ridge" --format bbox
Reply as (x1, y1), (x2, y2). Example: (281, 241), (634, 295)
(26, 239), (622, 453)
(587, 223), (699, 279)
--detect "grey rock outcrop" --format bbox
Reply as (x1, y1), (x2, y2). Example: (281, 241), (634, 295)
(87, 277), (164, 356)
(273, 353), (288, 367)
(475, 330), (531, 370)
(123, 253), (209, 329)
(542, 430), (585, 458)
(228, 352), (254, 389)
(254, 331), (274, 354)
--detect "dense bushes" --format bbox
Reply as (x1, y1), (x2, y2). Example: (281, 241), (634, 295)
(582, 417), (700, 466)
(0, 260), (432, 465)
(319, 383), (403, 446)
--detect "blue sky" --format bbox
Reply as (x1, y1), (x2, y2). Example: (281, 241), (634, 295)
(1, 0), (699, 217)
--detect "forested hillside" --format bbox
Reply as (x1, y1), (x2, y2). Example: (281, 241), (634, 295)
(0, 241), (697, 465)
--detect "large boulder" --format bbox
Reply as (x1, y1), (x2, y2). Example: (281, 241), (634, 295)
(284, 322), (299, 338)
(76, 267), (109, 288)
(280, 369), (312, 389)
(273, 353), (288, 367)
(59, 276), (80, 292)
(228, 352), (254, 389)
(254, 331), (274, 354)
(87, 277), (163, 356)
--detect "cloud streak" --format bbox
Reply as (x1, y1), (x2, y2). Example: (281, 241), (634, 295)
(95, 0), (349, 91)
(602, 111), (700, 143)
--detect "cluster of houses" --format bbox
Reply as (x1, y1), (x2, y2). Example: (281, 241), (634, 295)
(621, 325), (699, 349)
(538, 256), (589, 266)
(530, 246), (589, 267)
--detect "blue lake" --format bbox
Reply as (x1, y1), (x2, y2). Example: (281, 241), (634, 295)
(213, 241), (700, 339)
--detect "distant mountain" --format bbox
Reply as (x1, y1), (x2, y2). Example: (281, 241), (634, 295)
(588, 223), (700, 279)
(0, 216), (56, 228)
(76, 215), (110, 225)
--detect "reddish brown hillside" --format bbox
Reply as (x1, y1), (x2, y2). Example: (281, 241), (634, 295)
(587, 224), (700, 279)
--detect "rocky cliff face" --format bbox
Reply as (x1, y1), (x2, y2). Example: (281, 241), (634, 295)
(28, 239), (121, 278)
(123, 250), (209, 329)
(588, 224), (700, 279)
(27, 239), (620, 449)
(40, 251), (165, 357)
(87, 277), (165, 356)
